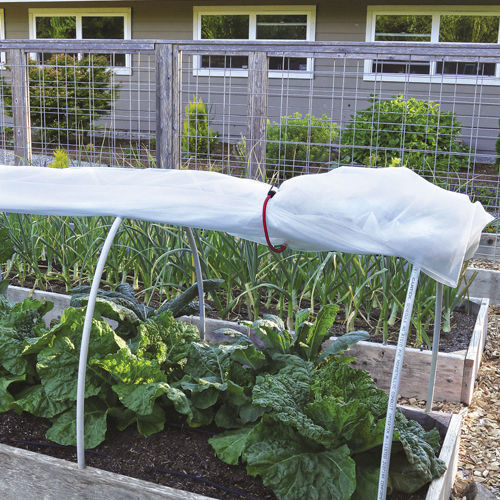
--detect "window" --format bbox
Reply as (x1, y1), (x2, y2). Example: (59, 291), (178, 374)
(29, 8), (131, 74)
(193, 6), (316, 78)
(366, 6), (500, 84)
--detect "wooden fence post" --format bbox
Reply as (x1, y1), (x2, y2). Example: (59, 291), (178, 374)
(8, 49), (32, 166)
(155, 43), (181, 169)
(246, 51), (268, 181)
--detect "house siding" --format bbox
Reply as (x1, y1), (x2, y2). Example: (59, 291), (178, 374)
(2, 1), (500, 155)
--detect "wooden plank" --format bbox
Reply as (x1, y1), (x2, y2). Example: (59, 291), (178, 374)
(156, 44), (181, 170)
(0, 39), (498, 61)
(346, 341), (465, 402)
(172, 45), (182, 170)
(461, 298), (489, 404)
(155, 43), (170, 169)
(0, 40), (155, 53)
(8, 49), (32, 166)
(0, 443), (213, 500)
(473, 234), (500, 261)
(466, 268), (500, 305)
(425, 412), (465, 500)
(246, 51), (268, 181)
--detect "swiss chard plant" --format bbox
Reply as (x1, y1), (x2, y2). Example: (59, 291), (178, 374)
(0, 297), (445, 498)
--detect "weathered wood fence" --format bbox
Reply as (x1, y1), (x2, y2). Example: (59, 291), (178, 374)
(1, 39), (500, 182)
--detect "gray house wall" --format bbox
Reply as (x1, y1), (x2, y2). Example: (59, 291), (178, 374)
(2, 1), (500, 155)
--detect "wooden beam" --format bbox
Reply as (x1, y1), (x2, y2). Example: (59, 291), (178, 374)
(156, 43), (181, 170)
(246, 51), (268, 181)
(8, 49), (32, 166)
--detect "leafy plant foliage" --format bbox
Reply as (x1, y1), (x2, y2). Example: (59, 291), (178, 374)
(181, 96), (219, 158)
(266, 112), (339, 180)
(339, 94), (472, 173)
(0, 298), (445, 498)
(1, 54), (117, 143)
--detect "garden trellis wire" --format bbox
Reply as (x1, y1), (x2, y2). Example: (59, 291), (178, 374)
(0, 164), (492, 499)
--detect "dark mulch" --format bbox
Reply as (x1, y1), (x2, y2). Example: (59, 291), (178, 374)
(329, 308), (477, 353)
(0, 408), (442, 500)
(0, 409), (275, 500)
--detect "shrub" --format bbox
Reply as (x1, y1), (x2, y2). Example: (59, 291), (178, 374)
(266, 112), (339, 179)
(48, 149), (70, 169)
(339, 94), (472, 173)
(181, 96), (219, 158)
(0, 54), (117, 144)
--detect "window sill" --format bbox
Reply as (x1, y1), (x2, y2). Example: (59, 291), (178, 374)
(363, 73), (500, 86)
(193, 68), (313, 79)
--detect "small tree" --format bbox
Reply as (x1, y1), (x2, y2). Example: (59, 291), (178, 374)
(1, 54), (118, 143)
(181, 96), (219, 158)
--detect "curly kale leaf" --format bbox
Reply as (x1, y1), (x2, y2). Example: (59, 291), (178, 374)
(391, 411), (446, 493)
(135, 311), (199, 369)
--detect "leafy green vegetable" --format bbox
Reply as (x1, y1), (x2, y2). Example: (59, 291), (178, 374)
(209, 425), (256, 465)
(46, 398), (109, 449)
(36, 308), (127, 402)
(135, 311), (199, 370)
(0, 297), (52, 376)
(392, 412), (446, 493)
(245, 419), (356, 500)
(13, 384), (73, 418)
(0, 374), (24, 412)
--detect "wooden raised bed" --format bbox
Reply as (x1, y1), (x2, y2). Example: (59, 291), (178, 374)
(0, 442), (210, 500)
(0, 407), (463, 500)
(6, 286), (489, 404)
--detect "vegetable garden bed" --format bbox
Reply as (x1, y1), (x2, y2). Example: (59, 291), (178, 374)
(5, 286), (489, 404)
(0, 407), (462, 500)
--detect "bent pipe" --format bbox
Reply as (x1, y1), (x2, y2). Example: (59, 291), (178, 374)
(76, 217), (123, 469)
(426, 282), (443, 413)
(185, 227), (205, 340)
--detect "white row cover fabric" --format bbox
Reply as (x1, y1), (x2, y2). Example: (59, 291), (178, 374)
(0, 165), (493, 287)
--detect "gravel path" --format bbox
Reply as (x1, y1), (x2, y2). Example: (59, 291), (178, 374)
(0, 148), (106, 168)
(452, 304), (499, 498)
(398, 305), (499, 498)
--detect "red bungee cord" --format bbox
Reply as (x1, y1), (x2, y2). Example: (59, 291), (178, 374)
(262, 187), (288, 253)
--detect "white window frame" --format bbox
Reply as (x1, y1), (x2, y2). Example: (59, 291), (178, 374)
(193, 5), (316, 79)
(365, 5), (500, 85)
(28, 8), (132, 75)
(0, 9), (5, 67)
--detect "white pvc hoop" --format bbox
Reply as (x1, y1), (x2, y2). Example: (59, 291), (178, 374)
(377, 266), (421, 499)
(76, 216), (123, 469)
(76, 222), (206, 468)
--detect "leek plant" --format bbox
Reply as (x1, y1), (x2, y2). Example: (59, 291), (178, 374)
(1, 213), (475, 348)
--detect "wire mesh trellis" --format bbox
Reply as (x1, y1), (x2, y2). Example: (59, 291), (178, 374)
(0, 39), (498, 257)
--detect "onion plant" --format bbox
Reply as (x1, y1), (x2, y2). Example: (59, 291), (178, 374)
(0, 213), (474, 348)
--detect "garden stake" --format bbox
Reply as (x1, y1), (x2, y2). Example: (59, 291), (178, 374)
(377, 265), (421, 500)
(76, 217), (123, 469)
(185, 227), (205, 339)
(426, 281), (443, 413)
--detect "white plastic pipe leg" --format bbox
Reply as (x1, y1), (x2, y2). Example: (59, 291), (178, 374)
(185, 227), (205, 340)
(377, 265), (421, 500)
(76, 217), (123, 469)
(425, 282), (443, 413)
